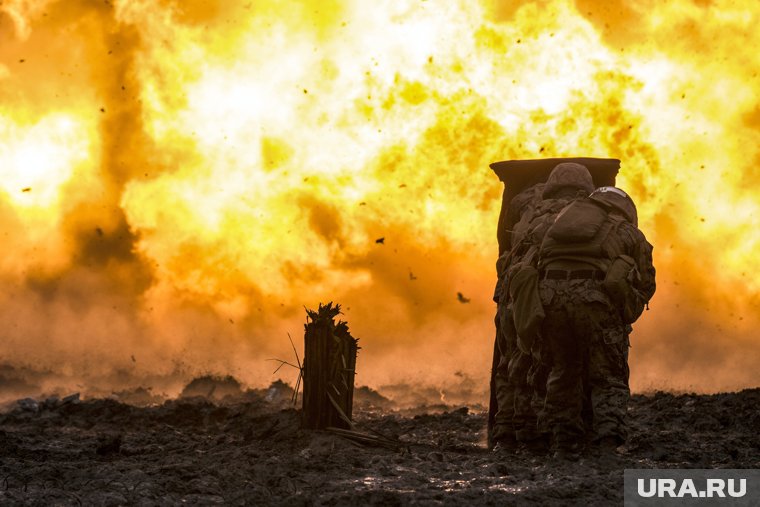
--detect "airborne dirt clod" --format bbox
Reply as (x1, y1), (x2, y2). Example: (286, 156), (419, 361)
(1, 387), (758, 506)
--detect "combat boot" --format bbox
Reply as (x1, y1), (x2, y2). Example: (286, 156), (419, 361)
(593, 435), (624, 453)
(492, 436), (518, 455)
(516, 434), (550, 456)
(551, 437), (583, 461)
(552, 444), (582, 461)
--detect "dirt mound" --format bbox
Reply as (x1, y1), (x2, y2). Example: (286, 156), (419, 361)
(1, 389), (758, 505)
(354, 386), (394, 410)
(626, 389), (760, 466)
(111, 387), (166, 406)
(180, 375), (244, 401)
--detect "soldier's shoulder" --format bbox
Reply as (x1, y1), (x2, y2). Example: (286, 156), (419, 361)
(537, 195), (575, 214)
(617, 221), (653, 248)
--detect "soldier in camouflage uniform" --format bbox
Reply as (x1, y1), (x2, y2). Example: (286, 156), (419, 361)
(536, 186), (656, 458)
(492, 163), (595, 452)
(491, 183), (544, 451)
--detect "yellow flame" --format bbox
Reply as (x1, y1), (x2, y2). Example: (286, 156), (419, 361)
(0, 0), (758, 396)
(0, 115), (88, 207)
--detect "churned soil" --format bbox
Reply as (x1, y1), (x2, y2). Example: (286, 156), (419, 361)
(0, 386), (758, 506)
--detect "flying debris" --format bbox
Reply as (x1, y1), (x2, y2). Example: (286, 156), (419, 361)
(456, 292), (470, 303)
(409, 271), (417, 280)
(21, 187), (31, 192)
(375, 237), (385, 244)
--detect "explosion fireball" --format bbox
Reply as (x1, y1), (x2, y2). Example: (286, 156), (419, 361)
(0, 0), (758, 400)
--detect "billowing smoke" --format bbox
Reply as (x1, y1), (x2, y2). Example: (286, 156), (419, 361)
(0, 0), (758, 402)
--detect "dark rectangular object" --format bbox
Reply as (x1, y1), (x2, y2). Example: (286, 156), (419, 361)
(490, 157), (620, 186)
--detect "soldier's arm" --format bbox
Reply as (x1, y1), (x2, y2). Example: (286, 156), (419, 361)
(494, 251), (510, 302)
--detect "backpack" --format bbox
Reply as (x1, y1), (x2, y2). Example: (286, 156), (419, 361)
(539, 198), (622, 272)
(540, 198), (646, 324)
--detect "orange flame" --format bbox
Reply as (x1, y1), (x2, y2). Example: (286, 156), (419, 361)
(0, 0), (758, 398)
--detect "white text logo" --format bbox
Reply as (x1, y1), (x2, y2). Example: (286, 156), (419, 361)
(637, 478), (746, 498)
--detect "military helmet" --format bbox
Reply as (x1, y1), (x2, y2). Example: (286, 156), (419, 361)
(542, 162), (595, 199)
(590, 186), (638, 226)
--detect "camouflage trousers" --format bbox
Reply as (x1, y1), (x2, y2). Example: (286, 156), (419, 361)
(508, 343), (549, 442)
(493, 303), (548, 444)
(492, 306), (516, 444)
(538, 279), (630, 449)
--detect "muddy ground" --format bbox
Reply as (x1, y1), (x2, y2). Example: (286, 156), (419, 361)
(0, 381), (758, 506)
